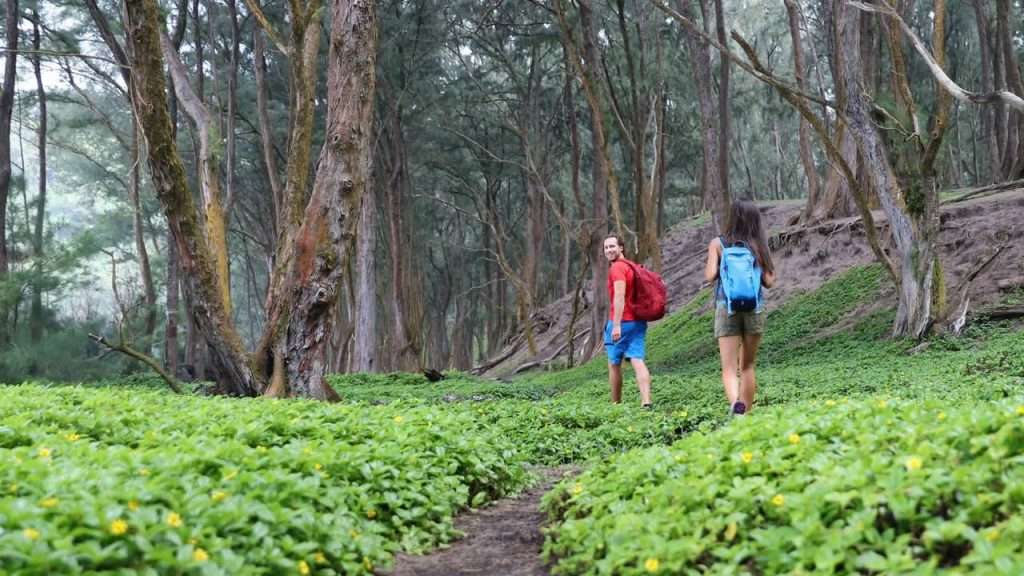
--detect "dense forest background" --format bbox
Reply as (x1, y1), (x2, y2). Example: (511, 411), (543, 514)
(0, 0), (1021, 392)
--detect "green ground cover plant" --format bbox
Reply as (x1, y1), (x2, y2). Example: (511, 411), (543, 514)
(0, 386), (528, 575)
(543, 398), (1024, 575)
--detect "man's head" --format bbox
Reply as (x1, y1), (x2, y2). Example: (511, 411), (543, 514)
(603, 234), (624, 262)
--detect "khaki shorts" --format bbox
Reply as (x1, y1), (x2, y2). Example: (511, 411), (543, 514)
(714, 306), (766, 338)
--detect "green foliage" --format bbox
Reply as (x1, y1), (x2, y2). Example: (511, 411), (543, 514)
(0, 385), (529, 575)
(543, 398), (1024, 575)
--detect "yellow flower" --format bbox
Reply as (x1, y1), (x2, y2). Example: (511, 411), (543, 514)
(741, 451), (754, 464)
(788, 433), (801, 445)
(65, 433), (80, 442)
(627, 426), (635, 433)
(724, 522), (738, 541)
(8, 483), (17, 494)
(297, 560), (311, 575)
(314, 552), (327, 564)
(302, 446), (313, 455)
(37, 447), (52, 459)
(363, 557), (374, 571)
(771, 494), (785, 507)
(40, 497), (59, 509)
(166, 512), (183, 528)
(211, 491), (228, 502)
(985, 529), (1000, 542)
(644, 557), (660, 573)
(877, 400), (889, 409)
(188, 538), (198, 545)
(222, 469), (238, 481)
(1016, 405), (1024, 417)
(128, 499), (140, 511)
(938, 411), (947, 421)
(675, 410), (688, 419)
(366, 508), (377, 519)
(110, 519), (128, 535)
(257, 445), (268, 453)
(193, 548), (209, 562)
(23, 528), (40, 541)
(139, 468), (150, 477)
(394, 415), (404, 423)
(905, 456), (923, 472)
(825, 400), (837, 407)
(349, 529), (361, 539)
(314, 463), (323, 471)
(572, 483), (584, 495)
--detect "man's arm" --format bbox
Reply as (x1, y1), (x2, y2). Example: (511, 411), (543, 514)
(612, 278), (626, 340)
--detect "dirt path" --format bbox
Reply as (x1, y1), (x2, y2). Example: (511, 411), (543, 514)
(382, 467), (577, 576)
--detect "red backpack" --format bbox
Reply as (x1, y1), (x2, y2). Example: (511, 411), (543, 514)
(623, 261), (667, 321)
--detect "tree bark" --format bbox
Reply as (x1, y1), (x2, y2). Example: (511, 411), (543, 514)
(252, 28), (283, 237)
(784, 0), (821, 219)
(713, 0), (732, 207)
(351, 178), (377, 372)
(280, 0), (376, 398)
(30, 15), (47, 343)
(125, 0), (262, 395)
(129, 119), (158, 339)
(0, 0), (18, 346)
(160, 31), (232, 319)
(836, 2), (937, 338)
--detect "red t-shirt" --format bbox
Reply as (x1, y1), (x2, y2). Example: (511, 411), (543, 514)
(607, 259), (636, 321)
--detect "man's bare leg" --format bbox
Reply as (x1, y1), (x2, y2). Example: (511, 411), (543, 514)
(609, 362), (623, 403)
(630, 358), (652, 406)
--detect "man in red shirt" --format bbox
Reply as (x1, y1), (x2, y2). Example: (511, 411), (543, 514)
(603, 235), (652, 408)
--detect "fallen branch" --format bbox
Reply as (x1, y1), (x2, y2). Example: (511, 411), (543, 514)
(514, 328), (592, 375)
(942, 244), (1009, 334)
(974, 307), (1024, 321)
(88, 333), (184, 394)
(942, 178), (1024, 205)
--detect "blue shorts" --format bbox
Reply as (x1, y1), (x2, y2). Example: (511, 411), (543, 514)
(604, 320), (648, 365)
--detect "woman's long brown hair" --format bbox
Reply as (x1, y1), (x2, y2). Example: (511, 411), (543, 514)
(724, 200), (774, 274)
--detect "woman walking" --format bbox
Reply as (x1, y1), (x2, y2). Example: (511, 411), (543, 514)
(704, 200), (776, 415)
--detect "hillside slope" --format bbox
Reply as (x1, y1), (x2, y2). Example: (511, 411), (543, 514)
(479, 187), (1024, 377)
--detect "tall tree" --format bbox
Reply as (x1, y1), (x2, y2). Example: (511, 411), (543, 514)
(0, 0), (18, 346)
(29, 13), (47, 343)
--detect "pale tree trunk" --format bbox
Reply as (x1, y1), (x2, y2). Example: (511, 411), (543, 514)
(351, 173), (377, 373)
(30, 15), (47, 343)
(968, 0), (999, 183)
(125, 0), (261, 395)
(0, 0), (17, 346)
(784, 0), (821, 218)
(224, 0), (241, 216)
(252, 29), (282, 237)
(165, 234), (180, 375)
(713, 0), (731, 207)
(996, 0), (1024, 178)
(130, 120), (158, 339)
(160, 31), (232, 319)
(677, 0), (727, 232)
(556, 0), (614, 359)
(837, 1), (939, 338)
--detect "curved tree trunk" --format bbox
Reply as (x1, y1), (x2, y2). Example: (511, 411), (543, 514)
(125, 0), (262, 395)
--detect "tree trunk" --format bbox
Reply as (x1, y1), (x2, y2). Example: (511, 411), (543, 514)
(129, 119), (158, 339)
(30, 15), (47, 343)
(351, 170), (377, 373)
(125, 0), (261, 395)
(165, 230), (180, 375)
(785, 0), (821, 217)
(160, 31), (232, 319)
(836, 1), (937, 338)
(253, 28), (282, 237)
(713, 0), (732, 206)
(677, 0), (727, 232)
(0, 0), (17, 346)
(995, 0), (1024, 178)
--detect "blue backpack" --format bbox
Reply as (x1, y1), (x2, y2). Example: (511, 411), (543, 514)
(718, 236), (763, 314)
